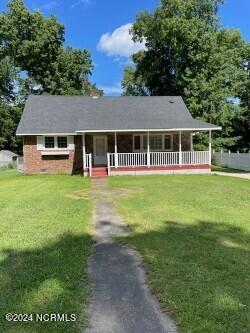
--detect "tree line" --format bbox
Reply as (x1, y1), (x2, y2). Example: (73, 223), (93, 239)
(122, 0), (250, 150)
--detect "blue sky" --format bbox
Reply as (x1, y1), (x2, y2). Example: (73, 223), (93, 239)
(0, 0), (249, 95)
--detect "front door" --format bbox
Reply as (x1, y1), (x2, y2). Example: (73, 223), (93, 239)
(93, 136), (108, 166)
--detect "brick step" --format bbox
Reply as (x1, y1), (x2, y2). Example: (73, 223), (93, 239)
(92, 167), (108, 178)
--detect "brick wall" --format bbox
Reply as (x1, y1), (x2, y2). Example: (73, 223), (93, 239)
(23, 136), (83, 174)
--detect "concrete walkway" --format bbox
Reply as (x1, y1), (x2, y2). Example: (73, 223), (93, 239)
(213, 171), (250, 180)
(84, 178), (177, 333)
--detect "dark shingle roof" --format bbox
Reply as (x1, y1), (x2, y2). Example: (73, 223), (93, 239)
(16, 95), (221, 135)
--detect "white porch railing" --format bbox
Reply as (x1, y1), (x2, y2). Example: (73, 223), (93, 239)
(181, 151), (210, 166)
(85, 153), (92, 177)
(108, 151), (210, 170)
(150, 152), (179, 166)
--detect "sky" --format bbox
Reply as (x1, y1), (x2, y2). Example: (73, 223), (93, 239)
(0, 0), (249, 96)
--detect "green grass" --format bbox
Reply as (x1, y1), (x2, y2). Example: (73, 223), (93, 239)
(0, 170), (92, 333)
(110, 175), (250, 333)
(212, 165), (247, 173)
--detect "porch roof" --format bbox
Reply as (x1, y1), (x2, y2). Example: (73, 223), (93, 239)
(16, 95), (221, 135)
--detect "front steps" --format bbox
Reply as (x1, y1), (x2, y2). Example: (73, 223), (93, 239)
(92, 167), (108, 178)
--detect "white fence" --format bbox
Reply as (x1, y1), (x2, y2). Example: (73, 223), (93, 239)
(213, 152), (250, 171)
(17, 157), (24, 173)
(108, 151), (210, 168)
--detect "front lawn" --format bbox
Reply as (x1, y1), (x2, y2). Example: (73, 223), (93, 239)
(0, 170), (92, 333)
(110, 175), (250, 333)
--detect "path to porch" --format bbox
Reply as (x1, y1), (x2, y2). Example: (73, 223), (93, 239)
(84, 178), (178, 333)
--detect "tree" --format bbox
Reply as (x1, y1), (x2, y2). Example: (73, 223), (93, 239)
(0, 0), (64, 93)
(122, 64), (148, 96)
(233, 48), (250, 150)
(0, 102), (22, 153)
(0, 0), (101, 153)
(122, 0), (249, 149)
(0, 57), (17, 102)
(0, 0), (95, 95)
(50, 46), (93, 95)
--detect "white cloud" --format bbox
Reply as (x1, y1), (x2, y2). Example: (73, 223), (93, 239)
(97, 23), (146, 58)
(99, 83), (123, 96)
(71, 0), (91, 9)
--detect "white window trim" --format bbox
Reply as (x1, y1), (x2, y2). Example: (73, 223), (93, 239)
(43, 136), (69, 150)
(133, 133), (173, 152)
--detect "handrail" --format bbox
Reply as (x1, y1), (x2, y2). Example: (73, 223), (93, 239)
(85, 153), (92, 177)
(108, 151), (210, 168)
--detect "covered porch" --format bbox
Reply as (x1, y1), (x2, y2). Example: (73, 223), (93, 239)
(81, 130), (213, 177)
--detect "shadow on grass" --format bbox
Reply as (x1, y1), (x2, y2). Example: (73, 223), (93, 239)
(0, 233), (93, 333)
(212, 165), (248, 173)
(123, 221), (250, 333)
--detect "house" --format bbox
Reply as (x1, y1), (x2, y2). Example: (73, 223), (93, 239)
(16, 95), (221, 177)
(0, 150), (19, 168)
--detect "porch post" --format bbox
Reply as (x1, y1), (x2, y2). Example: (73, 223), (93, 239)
(179, 131), (182, 166)
(209, 130), (212, 166)
(114, 131), (118, 168)
(147, 131), (150, 168)
(82, 133), (86, 171)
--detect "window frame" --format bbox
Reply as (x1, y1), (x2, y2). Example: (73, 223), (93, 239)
(44, 136), (55, 149)
(133, 133), (173, 152)
(57, 136), (68, 149)
(43, 136), (68, 150)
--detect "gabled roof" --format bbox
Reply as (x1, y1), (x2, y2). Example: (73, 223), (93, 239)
(0, 150), (19, 157)
(16, 95), (221, 135)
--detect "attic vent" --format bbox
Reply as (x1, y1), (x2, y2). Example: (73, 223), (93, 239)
(169, 100), (175, 103)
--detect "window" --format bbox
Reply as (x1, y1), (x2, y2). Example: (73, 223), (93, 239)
(134, 136), (141, 150)
(133, 134), (173, 151)
(57, 136), (68, 148)
(164, 135), (172, 150)
(45, 137), (55, 148)
(150, 135), (162, 150)
(44, 136), (68, 149)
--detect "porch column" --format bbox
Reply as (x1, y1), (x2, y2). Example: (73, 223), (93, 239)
(114, 132), (118, 168)
(147, 131), (150, 168)
(82, 133), (86, 170)
(179, 131), (182, 166)
(209, 130), (212, 166)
